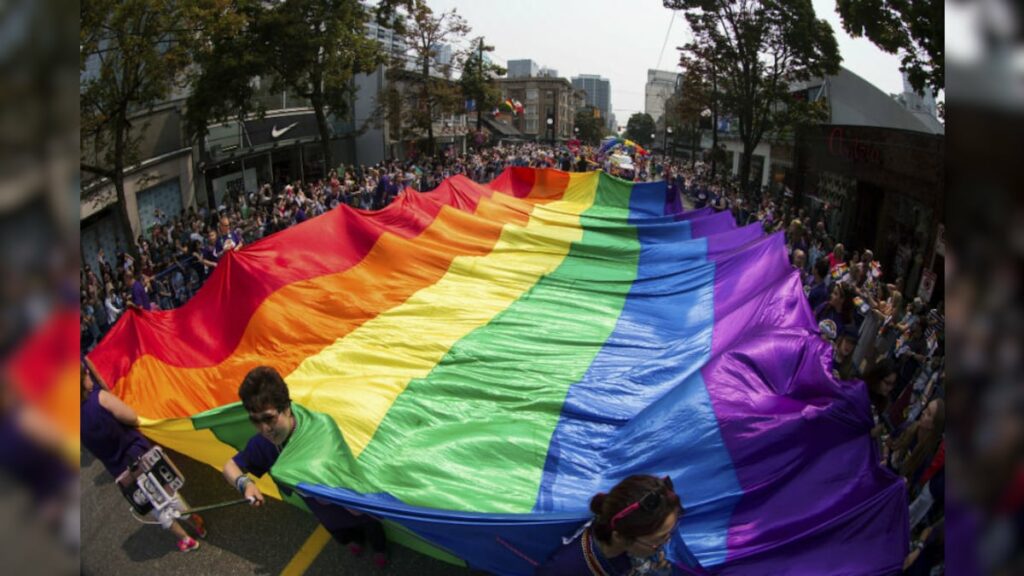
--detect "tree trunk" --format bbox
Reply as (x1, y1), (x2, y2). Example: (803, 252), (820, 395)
(739, 142), (754, 194)
(419, 55), (437, 157)
(113, 112), (140, 263)
(426, 101), (435, 156)
(691, 121), (698, 169)
(311, 93), (334, 176)
(113, 172), (140, 265)
(193, 121), (216, 211)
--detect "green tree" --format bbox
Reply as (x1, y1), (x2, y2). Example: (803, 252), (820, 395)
(379, 1), (471, 155)
(670, 55), (714, 166)
(460, 36), (506, 131)
(81, 0), (198, 258)
(836, 0), (942, 94)
(252, 0), (382, 173)
(665, 0), (841, 191)
(183, 0), (264, 209)
(573, 107), (605, 144)
(625, 113), (657, 147)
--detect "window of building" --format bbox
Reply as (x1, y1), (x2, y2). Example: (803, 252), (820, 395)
(526, 88), (538, 101)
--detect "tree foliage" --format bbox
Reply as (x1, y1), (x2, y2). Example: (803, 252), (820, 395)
(836, 0), (942, 94)
(183, 0), (264, 208)
(183, 0), (263, 141)
(81, 0), (201, 255)
(376, 0), (471, 155)
(666, 57), (713, 162)
(625, 113), (657, 146)
(573, 107), (606, 145)
(252, 0), (383, 172)
(672, 54), (714, 128)
(665, 0), (841, 190)
(459, 36), (506, 131)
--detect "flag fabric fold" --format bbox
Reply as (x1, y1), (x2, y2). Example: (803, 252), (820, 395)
(88, 168), (907, 575)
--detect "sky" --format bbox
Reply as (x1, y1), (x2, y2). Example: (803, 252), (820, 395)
(426, 0), (909, 126)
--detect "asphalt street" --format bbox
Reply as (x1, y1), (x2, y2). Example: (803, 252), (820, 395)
(81, 447), (480, 576)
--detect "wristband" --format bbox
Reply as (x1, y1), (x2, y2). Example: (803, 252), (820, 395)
(235, 475), (253, 495)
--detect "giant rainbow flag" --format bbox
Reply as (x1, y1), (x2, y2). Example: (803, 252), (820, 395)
(87, 168), (908, 574)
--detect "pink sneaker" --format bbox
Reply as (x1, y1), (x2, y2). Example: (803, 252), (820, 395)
(347, 543), (364, 557)
(177, 537), (200, 553)
(373, 552), (388, 568)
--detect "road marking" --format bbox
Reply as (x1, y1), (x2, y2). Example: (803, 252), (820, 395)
(280, 525), (331, 576)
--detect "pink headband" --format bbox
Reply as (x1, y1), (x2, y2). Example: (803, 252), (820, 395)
(610, 502), (642, 529)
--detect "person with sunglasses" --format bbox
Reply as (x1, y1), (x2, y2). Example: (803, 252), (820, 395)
(222, 366), (389, 567)
(535, 475), (706, 576)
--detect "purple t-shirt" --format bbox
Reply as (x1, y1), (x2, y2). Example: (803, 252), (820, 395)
(535, 524), (708, 576)
(0, 410), (74, 503)
(233, 429), (371, 532)
(535, 525), (630, 576)
(232, 433), (280, 478)
(81, 387), (151, 477)
(131, 280), (150, 310)
(215, 231), (242, 255)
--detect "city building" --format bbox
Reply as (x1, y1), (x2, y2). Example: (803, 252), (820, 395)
(80, 17), (458, 270)
(431, 43), (454, 68)
(691, 66), (944, 301)
(365, 20), (411, 62)
(571, 74), (613, 131)
(494, 77), (577, 142)
(708, 66), (943, 190)
(507, 59), (540, 79)
(892, 72), (942, 133)
(645, 69), (679, 123)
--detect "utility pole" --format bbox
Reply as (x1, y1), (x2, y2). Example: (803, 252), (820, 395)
(691, 120), (698, 169)
(476, 37), (484, 131)
(711, 61), (719, 179)
(552, 87), (558, 146)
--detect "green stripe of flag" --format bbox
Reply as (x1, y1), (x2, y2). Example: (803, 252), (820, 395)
(356, 174), (640, 512)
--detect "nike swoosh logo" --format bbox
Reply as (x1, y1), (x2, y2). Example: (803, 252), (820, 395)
(271, 122), (299, 138)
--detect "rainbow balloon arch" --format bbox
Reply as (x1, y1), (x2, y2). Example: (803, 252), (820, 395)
(88, 168), (908, 575)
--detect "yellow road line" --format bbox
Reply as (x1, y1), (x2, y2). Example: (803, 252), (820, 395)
(279, 524), (331, 576)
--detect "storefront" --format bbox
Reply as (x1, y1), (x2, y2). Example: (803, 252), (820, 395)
(202, 110), (355, 204)
(796, 124), (944, 303)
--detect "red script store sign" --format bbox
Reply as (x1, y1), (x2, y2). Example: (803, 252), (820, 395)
(828, 127), (882, 165)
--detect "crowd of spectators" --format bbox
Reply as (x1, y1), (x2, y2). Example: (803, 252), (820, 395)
(79, 144), (591, 351)
(79, 143), (945, 573)
(672, 161), (945, 575)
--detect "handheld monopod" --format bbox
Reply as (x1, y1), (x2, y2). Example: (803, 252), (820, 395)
(117, 446), (253, 525)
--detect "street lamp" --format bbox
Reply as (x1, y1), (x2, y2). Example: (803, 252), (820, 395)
(546, 117), (554, 147)
(665, 126), (673, 158)
(695, 109), (712, 168)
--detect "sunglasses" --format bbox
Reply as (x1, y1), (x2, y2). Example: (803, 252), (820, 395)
(633, 515), (679, 550)
(248, 410), (281, 427)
